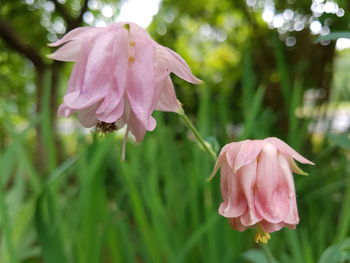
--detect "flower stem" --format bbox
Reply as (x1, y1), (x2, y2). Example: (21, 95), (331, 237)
(178, 109), (217, 161)
(261, 244), (278, 263)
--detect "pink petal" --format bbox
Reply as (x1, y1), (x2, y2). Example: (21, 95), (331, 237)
(96, 99), (124, 123)
(265, 137), (314, 165)
(222, 141), (245, 170)
(255, 143), (290, 224)
(238, 160), (262, 227)
(228, 218), (247, 232)
(261, 221), (285, 233)
(277, 153), (300, 225)
(78, 103), (100, 128)
(58, 103), (75, 118)
(127, 110), (149, 142)
(81, 31), (120, 91)
(64, 89), (107, 110)
(163, 47), (203, 84)
(65, 39), (93, 94)
(48, 26), (100, 47)
(234, 140), (265, 172)
(96, 30), (129, 122)
(129, 22), (152, 41)
(218, 165), (247, 218)
(155, 76), (181, 112)
(126, 39), (156, 130)
(48, 40), (82, 62)
(209, 141), (244, 181)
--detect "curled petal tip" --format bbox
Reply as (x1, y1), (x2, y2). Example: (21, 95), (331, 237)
(291, 159), (310, 175)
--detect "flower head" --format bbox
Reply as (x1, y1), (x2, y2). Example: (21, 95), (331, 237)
(210, 137), (314, 243)
(49, 22), (202, 156)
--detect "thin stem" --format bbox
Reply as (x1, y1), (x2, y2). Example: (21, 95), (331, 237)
(178, 109), (217, 162)
(261, 244), (277, 263)
(334, 175), (350, 243)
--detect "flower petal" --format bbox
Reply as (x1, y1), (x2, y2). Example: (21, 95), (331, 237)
(162, 47), (203, 84)
(58, 103), (75, 118)
(126, 39), (156, 130)
(127, 110), (148, 142)
(239, 160), (261, 227)
(261, 221), (285, 233)
(81, 30), (120, 91)
(48, 40), (82, 62)
(277, 153), (300, 225)
(229, 218), (247, 232)
(218, 164), (247, 218)
(96, 99), (124, 123)
(48, 26), (100, 47)
(78, 103), (100, 128)
(234, 140), (265, 172)
(265, 137), (314, 165)
(255, 143), (290, 224)
(64, 89), (107, 110)
(155, 76), (181, 112)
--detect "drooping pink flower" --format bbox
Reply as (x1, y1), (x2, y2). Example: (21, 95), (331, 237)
(210, 137), (314, 243)
(48, 22), (202, 156)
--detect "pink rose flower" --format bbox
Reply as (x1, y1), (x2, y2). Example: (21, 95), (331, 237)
(210, 137), (314, 243)
(49, 22), (201, 156)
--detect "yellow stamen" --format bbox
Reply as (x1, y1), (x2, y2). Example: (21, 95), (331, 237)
(128, 56), (135, 63)
(254, 223), (271, 244)
(129, 41), (135, 47)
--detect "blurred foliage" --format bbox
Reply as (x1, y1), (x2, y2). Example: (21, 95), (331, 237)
(1, 0), (350, 262)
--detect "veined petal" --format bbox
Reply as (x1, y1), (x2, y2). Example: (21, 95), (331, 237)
(160, 47), (203, 84)
(81, 31), (119, 91)
(261, 221), (285, 233)
(127, 110), (148, 142)
(278, 154), (300, 225)
(265, 137), (314, 165)
(239, 160), (261, 227)
(234, 140), (265, 172)
(255, 143), (289, 224)
(218, 165), (247, 218)
(58, 103), (75, 118)
(64, 89), (107, 110)
(67, 36), (95, 93)
(209, 141), (244, 181)
(48, 26), (100, 47)
(96, 29), (129, 122)
(126, 39), (156, 130)
(229, 218), (247, 232)
(78, 103), (100, 128)
(129, 22), (152, 41)
(96, 99), (124, 123)
(155, 76), (181, 112)
(48, 40), (82, 62)
(222, 141), (245, 170)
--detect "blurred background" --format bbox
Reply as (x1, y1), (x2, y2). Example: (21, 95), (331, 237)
(1, 0), (350, 262)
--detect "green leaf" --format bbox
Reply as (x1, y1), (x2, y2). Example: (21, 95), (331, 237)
(319, 238), (350, 263)
(328, 133), (350, 150)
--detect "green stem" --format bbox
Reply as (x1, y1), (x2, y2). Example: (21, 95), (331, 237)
(178, 109), (217, 162)
(334, 175), (350, 243)
(261, 244), (277, 263)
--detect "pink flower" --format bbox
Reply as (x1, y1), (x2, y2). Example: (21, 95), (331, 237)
(210, 137), (314, 243)
(48, 22), (202, 155)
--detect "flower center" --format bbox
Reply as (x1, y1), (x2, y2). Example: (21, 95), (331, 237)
(254, 223), (271, 244)
(94, 121), (118, 134)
